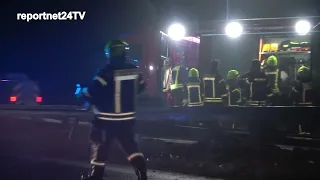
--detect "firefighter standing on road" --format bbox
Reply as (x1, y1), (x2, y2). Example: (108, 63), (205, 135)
(290, 66), (313, 105)
(241, 59), (269, 106)
(81, 40), (147, 180)
(184, 68), (203, 107)
(223, 70), (241, 106)
(169, 65), (187, 107)
(202, 59), (226, 106)
(264, 55), (281, 105)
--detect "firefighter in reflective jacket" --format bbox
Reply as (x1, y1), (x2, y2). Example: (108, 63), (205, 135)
(169, 65), (187, 107)
(223, 70), (241, 106)
(241, 59), (269, 106)
(202, 59), (226, 105)
(290, 66), (313, 105)
(264, 55), (281, 104)
(81, 40), (147, 180)
(184, 68), (203, 107)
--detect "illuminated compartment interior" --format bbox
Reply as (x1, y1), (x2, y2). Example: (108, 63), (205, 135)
(259, 35), (311, 80)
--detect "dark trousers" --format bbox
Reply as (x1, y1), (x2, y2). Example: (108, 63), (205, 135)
(88, 119), (146, 179)
(90, 119), (139, 160)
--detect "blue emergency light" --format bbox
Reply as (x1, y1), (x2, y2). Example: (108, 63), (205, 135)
(74, 84), (81, 95)
(82, 87), (88, 93)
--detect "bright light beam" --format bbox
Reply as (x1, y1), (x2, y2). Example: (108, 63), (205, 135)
(225, 22), (243, 38)
(295, 20), (311, 35)
(168, 24), (186, 41)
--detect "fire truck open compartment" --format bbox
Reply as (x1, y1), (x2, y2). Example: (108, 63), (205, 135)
(259, 35), (311, 81)
(198, 16), (320, 105)
(200, 18), (315, 75)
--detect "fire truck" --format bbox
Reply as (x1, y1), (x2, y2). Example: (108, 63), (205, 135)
(120, 28), (200, 100)
(198, 16), (320, 105)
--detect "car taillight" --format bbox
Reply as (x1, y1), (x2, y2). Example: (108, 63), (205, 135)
(10, 96), (17, 102)
(36, 96), (42, 103)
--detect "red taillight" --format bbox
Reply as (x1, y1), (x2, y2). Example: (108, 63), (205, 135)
(36, 96), (42, 103)
(10, 96), (17, 102)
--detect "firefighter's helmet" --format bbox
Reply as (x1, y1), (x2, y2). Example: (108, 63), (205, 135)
(104, 40), (129, 57)
(227, 70), (240, 80)
(188, 68), (199, 78)
(267, 55), (278, 67)
(297, 66), (310, 78)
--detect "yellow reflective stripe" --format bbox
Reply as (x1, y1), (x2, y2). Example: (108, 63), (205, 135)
(127, 153), (144, 161)
(187, 84), (202, 106)
(266, 70), (279, 92)
(188, 102), (203, 105)
(265, 72), (277, 75)
(171, 84), (184, 90)
(90, 160), (105, 166)
(205, 97), (221, 100)
(114, 75), (138, 81)
(115, 79), (121, 113)
(187, 85), (200, 88)
(250, 83), (253, 98)
(98, 112), (135, 116)
(249, 101), (266, 103)
(228, 88), (241, 106)
(253, 78), (266, 81)
(188, 103), (204, 107)
(188, 101), (203, 105)
(204, 98), (222, 102)
(98, 116), (134, 121)
(248, 101), (266, 106)
(203, 77), (215, 80)
(113, 70), (139, 113)
(203, 78), (216, 98)
(95, 76), (107, 86)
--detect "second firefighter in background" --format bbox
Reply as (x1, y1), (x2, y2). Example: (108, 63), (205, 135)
(184, 68), (203, 107)
(241, 59), (269, 106)
(223, 70), (241, 106)
(202, 59), (226, 105)
(82, 40), (147, 180)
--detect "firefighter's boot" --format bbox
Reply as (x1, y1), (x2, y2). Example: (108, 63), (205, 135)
(81, 165), (105, 180)
(130, 156), (147, 180)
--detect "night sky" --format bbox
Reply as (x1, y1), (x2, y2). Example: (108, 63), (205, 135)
(0, 0), (318, 104)
(1, 0), (157, 104)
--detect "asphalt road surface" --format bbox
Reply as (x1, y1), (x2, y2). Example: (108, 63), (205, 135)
(0, 155), (219, 180)
(2, 109), (320, 180)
